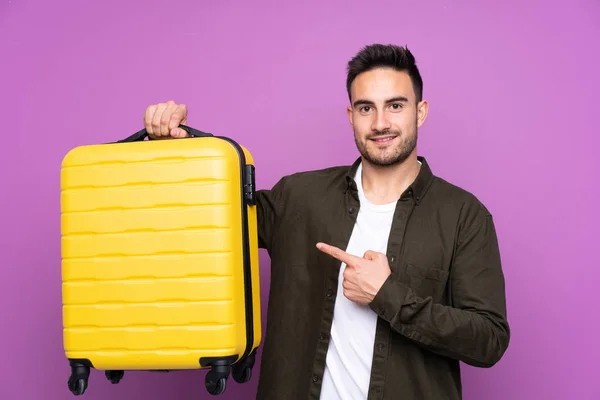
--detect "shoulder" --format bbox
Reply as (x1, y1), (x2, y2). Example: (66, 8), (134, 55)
(271, 164), (350, 195)
(428, 176), (494, 241)
(430, 176), (491, 214)
(256, 164), (350, 213)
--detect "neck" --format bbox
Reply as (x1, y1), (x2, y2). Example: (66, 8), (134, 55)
(361, 153), (421, 205)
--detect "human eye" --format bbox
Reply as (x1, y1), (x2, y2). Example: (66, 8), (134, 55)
(389, 103), (403, 112)
(359, 106), (372, 114)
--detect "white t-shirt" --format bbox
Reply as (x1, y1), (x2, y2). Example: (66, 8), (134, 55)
(320, 162), (398, 399)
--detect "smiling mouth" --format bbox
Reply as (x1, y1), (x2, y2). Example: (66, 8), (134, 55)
(370, 135), (397, 144)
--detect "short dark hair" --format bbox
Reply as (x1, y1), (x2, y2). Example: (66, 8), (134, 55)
(346, 44), (423, 103)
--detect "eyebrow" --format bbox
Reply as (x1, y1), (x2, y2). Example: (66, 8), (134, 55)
(352, 96), (409, 108)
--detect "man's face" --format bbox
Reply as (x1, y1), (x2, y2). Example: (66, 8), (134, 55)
(347, 68), (428, 166)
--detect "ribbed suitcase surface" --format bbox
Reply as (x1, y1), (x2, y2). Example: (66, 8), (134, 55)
(60, 130), (261, 396)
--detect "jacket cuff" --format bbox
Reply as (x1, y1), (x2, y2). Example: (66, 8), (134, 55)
(369, 274), (410, 323)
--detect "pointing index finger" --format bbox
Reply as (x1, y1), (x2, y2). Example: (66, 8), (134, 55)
(316, 242), (360, 266)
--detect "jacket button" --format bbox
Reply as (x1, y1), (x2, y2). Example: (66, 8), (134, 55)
(377, 343), (385, 351)
(326, 290), (333, 298)
(320, 333), (327, 341)
(348, 208), (355, 214)
(390, 256), (395, 263)
(312, 374), (319, 383)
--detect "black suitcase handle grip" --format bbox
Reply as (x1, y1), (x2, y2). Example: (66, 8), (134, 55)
(117, 124), (213, 143)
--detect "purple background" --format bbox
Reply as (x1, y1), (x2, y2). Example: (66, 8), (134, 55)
(2, 1), (598, 399)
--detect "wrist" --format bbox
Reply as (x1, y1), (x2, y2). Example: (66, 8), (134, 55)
(369, 274), (409, 322)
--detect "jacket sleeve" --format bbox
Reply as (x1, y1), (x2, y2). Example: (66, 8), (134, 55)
(369, 212), (510, 368)
(254, 177), (287, 253)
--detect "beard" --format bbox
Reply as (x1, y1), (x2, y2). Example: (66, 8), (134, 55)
(354, 125), (418, 167)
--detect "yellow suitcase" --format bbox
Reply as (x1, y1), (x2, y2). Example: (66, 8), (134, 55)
(60, 125), (261, 396)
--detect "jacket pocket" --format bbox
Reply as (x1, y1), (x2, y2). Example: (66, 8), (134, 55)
(405, 264), (449, 301)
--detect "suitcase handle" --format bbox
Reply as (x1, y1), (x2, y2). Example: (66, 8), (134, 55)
(117, 124), (213, 143)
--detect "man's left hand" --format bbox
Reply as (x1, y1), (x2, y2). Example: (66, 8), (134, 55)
(316, 242), (391, 305)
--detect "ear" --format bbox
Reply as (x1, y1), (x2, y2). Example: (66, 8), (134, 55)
(346, 105), (354, 127)
(416, 99), (429, 128)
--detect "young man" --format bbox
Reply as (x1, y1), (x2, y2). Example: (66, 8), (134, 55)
(143, 44), (510, 400)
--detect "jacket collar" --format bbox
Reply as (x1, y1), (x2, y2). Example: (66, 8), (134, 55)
(344, 156), (435, 205)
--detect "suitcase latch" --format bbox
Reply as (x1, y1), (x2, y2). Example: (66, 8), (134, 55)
(244, 164), (256, 205)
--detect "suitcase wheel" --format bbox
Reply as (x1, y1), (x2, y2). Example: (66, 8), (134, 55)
(68, 363), (90, 396)
(205, 361), (231, 396)
(67, 378), (87, 396)
(232, 366), (252, 384)
(205, 375), (227, 396)
(105, 370), (125, 384)
(232, 352), (256, 384)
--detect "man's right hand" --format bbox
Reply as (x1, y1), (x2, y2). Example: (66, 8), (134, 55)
(143, 100), (189, 139)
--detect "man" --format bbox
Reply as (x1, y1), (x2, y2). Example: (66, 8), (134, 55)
(142, 44), (510, 399)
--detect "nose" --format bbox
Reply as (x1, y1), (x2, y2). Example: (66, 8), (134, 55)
(371, 110), (392, 132)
